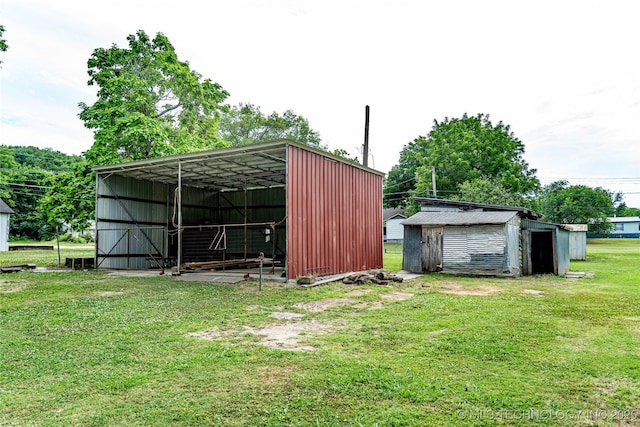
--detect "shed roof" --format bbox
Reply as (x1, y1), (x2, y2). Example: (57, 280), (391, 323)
(609, 216), (640, 223)
(93, 139), (383, 192)
(0, 198), (14, 214)
(414, 197), (541, 219)
(383, 207), (406, 222)
(402, 210), (518, 226)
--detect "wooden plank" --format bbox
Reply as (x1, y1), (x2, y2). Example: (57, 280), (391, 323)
(185, 258), (275, 270)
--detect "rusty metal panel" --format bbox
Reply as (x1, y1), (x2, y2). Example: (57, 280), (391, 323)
(286, 145), (383, 279)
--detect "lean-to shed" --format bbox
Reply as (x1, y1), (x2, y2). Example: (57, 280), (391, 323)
(563, 224), (587, 260)
(402, 198), (570, 277)
(0, 198), (14, 252)
(93, 140), (384, 280)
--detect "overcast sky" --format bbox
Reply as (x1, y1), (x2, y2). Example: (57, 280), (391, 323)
(1, 0), (639, 207)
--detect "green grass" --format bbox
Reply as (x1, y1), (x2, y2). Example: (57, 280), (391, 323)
(2, 243), (94, 269)
(0, 239), (639, 426)
(384, 243), (403, 271)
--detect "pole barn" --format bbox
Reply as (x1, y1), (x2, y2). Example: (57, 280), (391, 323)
(93, 140), (384, 280)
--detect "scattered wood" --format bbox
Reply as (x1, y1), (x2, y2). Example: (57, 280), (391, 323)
(375, 272), (404, 283)
(9, 245), (54, 251)
(184, 257), (276, 271)
(343, 272), (404, 286)
(0, 264), (36, 273)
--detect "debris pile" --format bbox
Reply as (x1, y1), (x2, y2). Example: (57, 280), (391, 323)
(343, 272), (404, 285)
(0, 264), (36, 274)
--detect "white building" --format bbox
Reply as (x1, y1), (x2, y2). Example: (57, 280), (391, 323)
(383, 208), (405, 243)
(0, 198), (14, 252)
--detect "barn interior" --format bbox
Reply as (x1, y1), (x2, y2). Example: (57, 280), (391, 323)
(94, 142), (290, 278)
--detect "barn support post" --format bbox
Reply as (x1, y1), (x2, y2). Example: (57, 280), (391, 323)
(177, 160), (183, 273)
(244, 179), (247, 260)
(94, 172), (99, 268)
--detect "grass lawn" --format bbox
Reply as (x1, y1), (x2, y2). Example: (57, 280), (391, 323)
(0, 240), (639, 426)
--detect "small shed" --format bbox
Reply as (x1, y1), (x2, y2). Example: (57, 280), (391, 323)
(383, 208), (405, 243)
(563, 224), (587, 260)
(0, 198), (14, 252)
(92, 140), (384, 280)
(402, 198), (570, 277)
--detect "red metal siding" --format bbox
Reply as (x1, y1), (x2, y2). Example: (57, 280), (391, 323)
(287, 145), (383, 279)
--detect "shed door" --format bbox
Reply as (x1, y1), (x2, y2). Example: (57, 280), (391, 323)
(421, 226), (443, 272)
(522, 229), (556, 275)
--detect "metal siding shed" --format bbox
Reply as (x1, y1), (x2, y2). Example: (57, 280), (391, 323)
(403, 199), (569, 277)
(402, 211), (520, 275)
(93, 140), (384, 279)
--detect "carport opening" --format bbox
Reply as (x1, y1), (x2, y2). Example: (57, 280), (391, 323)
(530, 230), (554, 274)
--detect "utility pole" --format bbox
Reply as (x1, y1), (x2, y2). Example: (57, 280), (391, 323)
(363, 105), (370, 167)
(431, 167), (437, 198)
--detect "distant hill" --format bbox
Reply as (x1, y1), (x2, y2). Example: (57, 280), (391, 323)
(1, 145), (82, 173)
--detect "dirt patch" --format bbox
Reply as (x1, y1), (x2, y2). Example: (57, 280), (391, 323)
(270, 311), (305, 320)
(189, 320), (334, 351)
(345, 289), (373, 297)
(188, 328), (226, 340)
(293, 298), (355, 312)
(437, 284), (501, 296)
(380, 291), (413, 301)
(0, 281), (24, 293)
(244, 320), (334, 351)
(191, 288), (418, 351)
(523, 289), (544, 297)
(0, 280), (27, 293)
(93, 291), (124, 297)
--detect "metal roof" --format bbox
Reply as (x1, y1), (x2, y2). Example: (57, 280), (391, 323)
(402, 210), (518, 226)
(609, 216), (640, 223)
(414, 197), (541, 219)
(0, 198), (14, 214)
(93, 139), (383, 192)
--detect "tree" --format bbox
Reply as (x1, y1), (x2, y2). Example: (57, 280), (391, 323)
(217, 103), (323, 148)
(390, 113), (539, 214)
(453, 177), (528, 207)
(539, 180), (619, 235)
(615, 202), (640, 217)
(383, 139), (422, 208)
(41, 30), (231, 232)
(0, 146), (82, 239)
(39, 162), (95, 234)
(79, 30), (230, 165)
(0, 24), (8, 65)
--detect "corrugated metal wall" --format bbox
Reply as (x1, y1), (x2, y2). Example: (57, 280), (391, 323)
(442, 225), (508, 274)
(96, 174), (171, 269)
(287, 146), (383, 279)
(569, 231), (587, 260)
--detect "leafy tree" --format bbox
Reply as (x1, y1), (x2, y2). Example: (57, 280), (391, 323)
(40, 30), (231, 232)
(453, 177), (528, 207)
(0, 146), (82, 239)
(392, 113), (539, 214)
(539, 180), (619, 235)
(79, 30), (230, 165)
(383, 139), (421, 208)
(614, 202), (640, 217)
(0, 24), (8, 64)
(39, 162), (95, 234)
(218, 103), (323, 148)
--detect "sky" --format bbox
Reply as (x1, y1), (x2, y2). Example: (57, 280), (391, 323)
(1, 0), (639, 207)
